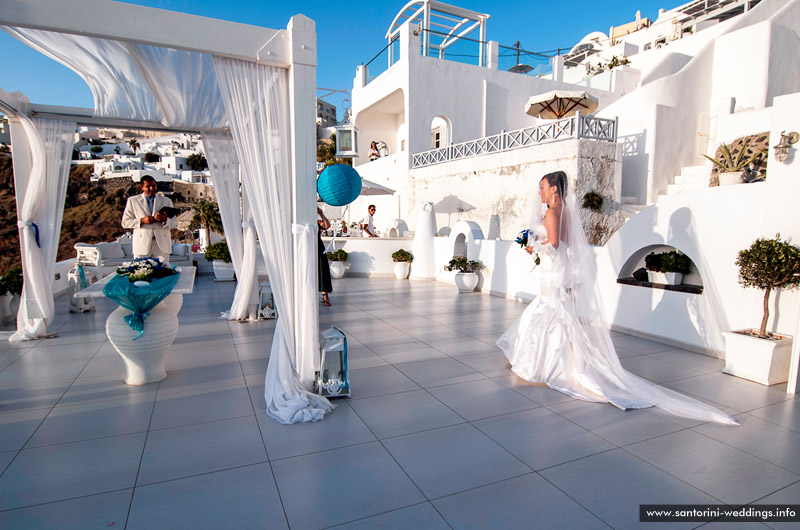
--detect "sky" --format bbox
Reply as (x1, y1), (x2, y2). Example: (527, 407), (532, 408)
(0, 0), (673, 119)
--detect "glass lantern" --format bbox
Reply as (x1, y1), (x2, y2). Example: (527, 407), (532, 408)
(334, 123), (358, 158)
(315, 326), (350, 398)
(258, 281), (277, 319)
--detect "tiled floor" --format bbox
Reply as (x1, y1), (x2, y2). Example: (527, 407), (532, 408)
(0, 275), (797, 529)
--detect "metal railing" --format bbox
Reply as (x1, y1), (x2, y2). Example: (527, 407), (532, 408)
(411, 114), (617, 169)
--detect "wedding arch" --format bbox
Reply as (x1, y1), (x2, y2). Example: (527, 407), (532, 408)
(0, 0), (331, 423)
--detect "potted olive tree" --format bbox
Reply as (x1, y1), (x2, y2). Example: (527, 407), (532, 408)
(205, 241), (234, 281)
(444, 257), (483, 292)
(645, 250), (691, 285)
(326, 249), (349, 279)
(722, 234), (800, 385)
(391, 249), (413, 279)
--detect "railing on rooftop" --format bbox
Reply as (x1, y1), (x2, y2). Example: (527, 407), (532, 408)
(361, 29), (560, 86)
(411, 114), (617, 169)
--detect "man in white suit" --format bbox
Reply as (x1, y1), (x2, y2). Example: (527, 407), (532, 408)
(122, 175), (178, 262)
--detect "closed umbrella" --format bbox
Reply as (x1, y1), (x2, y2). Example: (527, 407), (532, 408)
(524, 90), (599, 119)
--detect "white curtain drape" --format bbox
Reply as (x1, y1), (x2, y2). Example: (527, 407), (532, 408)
(213, 56), (332, 423)
(128, 44), (227, 128)
(9, 117), (75, 341)
(2, 28), (227, 129)
(2, 27), (162, 122)
(203, 130), (258, 320)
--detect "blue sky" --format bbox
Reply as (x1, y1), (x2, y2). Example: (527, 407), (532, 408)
(1, 0), (671, 119)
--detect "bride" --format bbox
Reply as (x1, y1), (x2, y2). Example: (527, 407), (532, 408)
(497, 171), (738, 425)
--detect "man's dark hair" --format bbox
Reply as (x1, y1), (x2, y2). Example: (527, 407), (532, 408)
(139, 175), (157, 185)
(368, 204), (376, 210)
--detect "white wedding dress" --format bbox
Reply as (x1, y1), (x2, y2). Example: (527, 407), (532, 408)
(497, 212), (738, 425)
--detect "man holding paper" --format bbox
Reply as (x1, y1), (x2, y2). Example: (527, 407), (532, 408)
(122, 175), (179, 262)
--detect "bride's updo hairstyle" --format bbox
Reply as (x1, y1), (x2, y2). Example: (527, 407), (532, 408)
(541, 171), (567, 199)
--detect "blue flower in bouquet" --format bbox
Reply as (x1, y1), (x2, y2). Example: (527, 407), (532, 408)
(116, 257), (178, 282)
(515, 229), (530, 248)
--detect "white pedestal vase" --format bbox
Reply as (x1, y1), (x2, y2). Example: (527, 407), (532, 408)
(454, 272), (479, 292)
(329, 261), (346, 279)
(212, 261), (235, 281)
(722, 330), (793, 385)
(106, 293), (183, 385)
(394, 261), (410, 279)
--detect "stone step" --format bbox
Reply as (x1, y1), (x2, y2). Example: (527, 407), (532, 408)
(667, 181), (707, 195)
(620, 203), (646, 219)
(674, 173), (709, 185)
(680, 164), (711, 177)
(621, 196), (642, 205)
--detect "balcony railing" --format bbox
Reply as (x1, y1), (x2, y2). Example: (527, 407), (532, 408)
(411, 114), (617, 169)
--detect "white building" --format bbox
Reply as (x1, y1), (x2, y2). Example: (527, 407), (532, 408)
(345, 0), (800, 356)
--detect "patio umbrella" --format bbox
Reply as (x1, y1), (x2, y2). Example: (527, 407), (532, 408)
(524, 90), (599, 119)
(360, 178), (395, 196)
(434, 194), (475, 228)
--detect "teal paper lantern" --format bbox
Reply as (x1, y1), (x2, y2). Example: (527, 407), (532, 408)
(317, 164), (362, 206)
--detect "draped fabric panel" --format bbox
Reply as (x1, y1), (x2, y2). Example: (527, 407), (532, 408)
(203, 130), (257, 320)
(212, 56), (332, 423)
(2, 27), (163, 122)
(128, 44), (227, 129)
(10, 118), (75, 341)
(2, 28), (227, 129)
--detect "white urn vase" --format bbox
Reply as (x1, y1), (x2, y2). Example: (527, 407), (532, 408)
(329, 261), (346, 279)
(212, 261), (235, 281)
(394, 261), (410, 279)
(106, 293), (183, 385)
(454, 272), (479, 292)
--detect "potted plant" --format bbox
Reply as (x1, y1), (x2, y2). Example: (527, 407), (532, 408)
(0, 266), (23, 322)
(444, 257), (483, 292)
(703, 140), (766, 186)
(391, 249), (413, 279)
(722, 234), (800, 385)
(204, 241), (234, 281)
(326, 249), (349, 279)
(644, 250), (691, 285)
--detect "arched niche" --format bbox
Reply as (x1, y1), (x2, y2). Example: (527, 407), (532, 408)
(618, 244), (704, 293)
(449, 220), (484, 260)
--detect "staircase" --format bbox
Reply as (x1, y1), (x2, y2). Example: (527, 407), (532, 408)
(620, 197), (646, 220)
(658, 164), (711, 201)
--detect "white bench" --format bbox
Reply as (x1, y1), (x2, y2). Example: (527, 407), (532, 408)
(75, 241), (193, 277)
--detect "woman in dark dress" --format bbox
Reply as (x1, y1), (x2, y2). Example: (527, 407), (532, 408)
(317, 207), (333, 306)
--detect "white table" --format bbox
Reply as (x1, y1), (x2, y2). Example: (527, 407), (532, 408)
(76, 267), (196, 385)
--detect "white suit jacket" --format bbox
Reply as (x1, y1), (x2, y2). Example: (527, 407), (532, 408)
(121, 192), (178, 258)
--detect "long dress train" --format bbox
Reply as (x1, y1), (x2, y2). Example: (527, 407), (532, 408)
(497, 225), (737, 426)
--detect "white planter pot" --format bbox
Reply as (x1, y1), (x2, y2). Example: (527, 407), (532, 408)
(212, 260), (235, 281)
(647, 271), (682, 285)
(106, 293), (183, 385)
(329, 261), (346, 279)
(394, 261), (410, 279)
(454, 272), (479, 292)
(719, 171), (744, 186)
(722, 330), (794, 385)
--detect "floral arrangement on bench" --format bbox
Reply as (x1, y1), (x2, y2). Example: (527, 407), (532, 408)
(115, 257), (178, 282)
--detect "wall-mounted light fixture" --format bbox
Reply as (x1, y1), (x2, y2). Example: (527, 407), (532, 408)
(773, 131), (799, 163)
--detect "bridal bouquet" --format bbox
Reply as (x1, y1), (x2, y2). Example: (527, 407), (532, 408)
(116, 257), (177, 282)
(515, 228), (541, 267)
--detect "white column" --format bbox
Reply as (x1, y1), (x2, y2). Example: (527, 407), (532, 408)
(288, 14), (318, 389)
